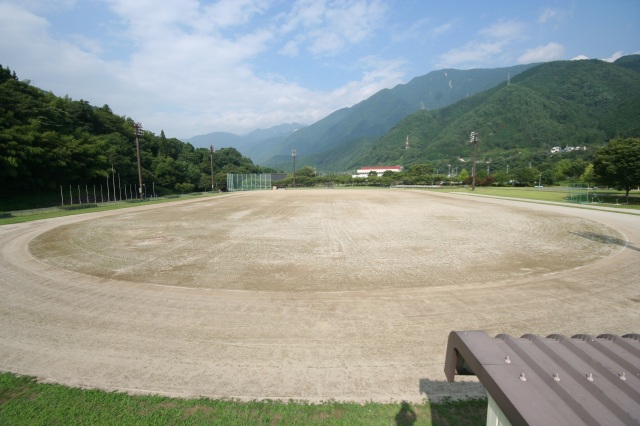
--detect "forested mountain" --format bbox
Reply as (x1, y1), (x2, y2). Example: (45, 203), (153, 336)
(352, 56), (640, 173)
(0, 65), (275, 206)
(261, 63), (538, 170)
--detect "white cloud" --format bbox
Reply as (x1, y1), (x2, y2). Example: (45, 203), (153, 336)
(479, 19), (526, 40)
(431, 21), (456, 36)
(517, 42), (565, 64)
(279, 39), (300, 56)
(439, 41), (506, 67)
(392, 18), (458, 44)
(538, 8), (563, 24)
(438, 19), (526, 68)
(0, 2), (123, 100)
(278, 0), (387, 57)
(603, 51), (623, 62)
(571, 55), (589, 60)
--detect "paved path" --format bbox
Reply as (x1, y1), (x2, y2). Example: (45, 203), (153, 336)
(0, 190), (638, 402)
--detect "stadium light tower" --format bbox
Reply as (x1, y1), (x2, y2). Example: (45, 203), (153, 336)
(292, 149), (297, 188)
(210, 145), (215, 191)
(470, 131), (478, 191)
(134, 122), (144, 198)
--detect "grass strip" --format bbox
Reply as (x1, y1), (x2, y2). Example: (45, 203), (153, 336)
(2, 187), (638, 226)
(437, 186), (640, 208)
(0, 373), (486, 425)
(0, 193), (221, 226)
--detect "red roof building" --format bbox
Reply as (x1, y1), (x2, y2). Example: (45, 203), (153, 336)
(353, 166), (403, 178)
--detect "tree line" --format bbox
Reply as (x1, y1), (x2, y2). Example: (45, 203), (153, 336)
(2, 64), (638, 208)
(283, 136), (640, 203)
(0, 65), (276, 205)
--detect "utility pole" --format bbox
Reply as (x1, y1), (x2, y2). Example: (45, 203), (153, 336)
(210, 145), (215, 191)
(470, 131), (478, 191)
(111, 164), (116, 201)
(134, 122), (144, 198)
(292, 149), (297, 188)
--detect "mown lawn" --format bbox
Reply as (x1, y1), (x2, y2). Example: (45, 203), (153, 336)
(441, 186), (640, 208)
(0, 373), (487, 425)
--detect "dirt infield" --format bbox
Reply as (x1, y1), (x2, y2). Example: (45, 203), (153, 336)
(0, 189), (638, 402)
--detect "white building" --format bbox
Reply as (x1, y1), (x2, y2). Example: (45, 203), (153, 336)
(352, 166), (403, 178)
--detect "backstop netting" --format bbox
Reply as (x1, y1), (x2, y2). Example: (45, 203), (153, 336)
(566, 183), (602, 204)
(227, 173), (273, 192)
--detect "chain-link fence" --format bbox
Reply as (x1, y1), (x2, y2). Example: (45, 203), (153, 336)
(226, 174), (273, 192)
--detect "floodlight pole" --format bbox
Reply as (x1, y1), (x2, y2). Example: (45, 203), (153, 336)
(292, 149), (297, 188)
(470, 131), (478, 191)
(210, 145), (215, 191)
(134, 122), (144, 198)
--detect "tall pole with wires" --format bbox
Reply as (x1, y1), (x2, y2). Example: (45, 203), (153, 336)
(470, 131), (478, 191)
(210, 145), (215, 191)
(291, 149), (297, 188)
(134, 122), (144, 199)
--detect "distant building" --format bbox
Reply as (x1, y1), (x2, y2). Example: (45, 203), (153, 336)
(550, 146), (587, 154)
(352, 166), (403, 178)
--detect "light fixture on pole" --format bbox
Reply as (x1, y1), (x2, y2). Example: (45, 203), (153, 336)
(470, 131), (478, 191)
(210, 145), (215, 191)
(134, 122), (144, 198)
(291, 149), (297, 188)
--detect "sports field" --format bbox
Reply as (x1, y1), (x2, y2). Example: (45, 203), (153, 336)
(0, 189), (638, 402)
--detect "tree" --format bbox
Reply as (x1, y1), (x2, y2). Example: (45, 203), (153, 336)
(493, 171), (509, 186)
(513, 166), (540, 186)
(580, 163), (595, 188)
(297, 166), (316, 178)
(175, 182), (195, 193)
(405, 164), (433, 183)
(593, 138), (640, 202)
(457, 168), (470, 184)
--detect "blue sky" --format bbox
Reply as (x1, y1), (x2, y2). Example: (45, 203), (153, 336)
(1, 0), (638, 139)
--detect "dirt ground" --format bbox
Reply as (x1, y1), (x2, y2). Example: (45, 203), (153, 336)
(0, 189), (638, 403)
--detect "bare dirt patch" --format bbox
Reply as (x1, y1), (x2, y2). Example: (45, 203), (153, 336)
(0, 189), (638, 403)
(30, 190), (621, 292)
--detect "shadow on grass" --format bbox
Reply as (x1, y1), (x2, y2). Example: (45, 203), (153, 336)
(417, 378), (487, 426)
(394, 401), (417, 425)
(569, 231), (639, 253)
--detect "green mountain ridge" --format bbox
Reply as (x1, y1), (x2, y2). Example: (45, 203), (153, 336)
(263, 63), (538, 170)
(351, 56), (640, 171)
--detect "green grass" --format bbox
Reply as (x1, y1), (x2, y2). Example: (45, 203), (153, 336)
(439, 186), (640, 208)
(0, 193), (220, 225)
(3, 186), (638, 226)
(0, 373), (486, 425)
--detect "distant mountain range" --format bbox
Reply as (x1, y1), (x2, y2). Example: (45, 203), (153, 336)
(185, 63), (537, 167)
(185, 55), (640, 173)
(354, 55), (640, 171)
(184, 122), (306, 160)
